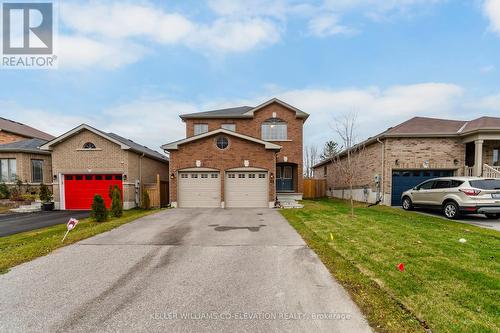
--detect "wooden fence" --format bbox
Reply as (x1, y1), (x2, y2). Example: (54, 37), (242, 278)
(303, 179), (327, 199)
(142, 174), (169, 208)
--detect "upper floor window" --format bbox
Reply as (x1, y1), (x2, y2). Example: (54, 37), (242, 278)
(0, 158), (16, 182)
(221, 124), (236, 132)
(261, 118), (287, 141)
(83, 142), (96, 149)
(31, 160), (44, 183)
(494, 148), (499, 166)
(194, 124), (209, 135)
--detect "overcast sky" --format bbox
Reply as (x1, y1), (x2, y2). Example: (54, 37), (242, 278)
(2, 0), (500, 153)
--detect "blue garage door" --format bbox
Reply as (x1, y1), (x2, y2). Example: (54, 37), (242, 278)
(391, 170), (455, 206)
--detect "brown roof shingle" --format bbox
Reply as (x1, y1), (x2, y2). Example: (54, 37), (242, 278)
(0, 117), (54, 140)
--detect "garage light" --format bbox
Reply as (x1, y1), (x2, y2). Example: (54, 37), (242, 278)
(53, 174), (57, 181)
(170, 173), (175, 179)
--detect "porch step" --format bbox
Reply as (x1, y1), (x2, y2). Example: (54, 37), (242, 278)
(277, 193), (303, 201)
(10, 201), (42, 213)
(279, 199), (304, 209)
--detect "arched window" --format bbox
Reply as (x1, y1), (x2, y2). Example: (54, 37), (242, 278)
(261, 118), (287, 141)
(83, 142), (96, 149)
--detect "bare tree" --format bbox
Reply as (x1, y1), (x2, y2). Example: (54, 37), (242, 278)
(333, 113), (364, 218)
(304, 145), (319, 178)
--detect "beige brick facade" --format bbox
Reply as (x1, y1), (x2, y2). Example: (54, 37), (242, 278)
(184, 102), (304, 193)
(49, 129), (168, 209)
(169, 133), (277, 207)
(0, 152), (52, 187)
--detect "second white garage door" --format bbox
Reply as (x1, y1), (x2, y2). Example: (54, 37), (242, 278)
(225, 171), (269, 208)
(178, 172), (221, 208)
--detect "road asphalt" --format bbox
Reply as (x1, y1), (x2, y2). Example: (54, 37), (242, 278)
(0, 208), (371, 332)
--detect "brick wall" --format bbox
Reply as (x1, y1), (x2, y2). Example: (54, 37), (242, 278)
(483, 140), (500, 165)
(184, 102), (304, 192)
(169, 134), (277, 205)
(0, 152), (52, 185)
(50, 129), (168, 209)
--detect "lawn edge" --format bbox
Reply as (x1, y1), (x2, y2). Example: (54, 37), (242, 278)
(281, 210), (429, 333)
(0, 209), (161, 275)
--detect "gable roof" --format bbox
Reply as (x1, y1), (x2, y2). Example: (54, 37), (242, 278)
(0, 117), (54, 141)
(40, 124), (168, 162)
(0, 138), (50, 154)
(179, 98), (309, 120)
(161, 128), (282, 151)
(313, 115), (500, 168)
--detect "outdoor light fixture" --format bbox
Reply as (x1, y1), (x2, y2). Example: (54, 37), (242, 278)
(454, 159), (459, 166)
(53, 174), (57, 181)
(395, 159), (400, 166)
(170, 173), (175, 179)
(270, 173), (274, 179)
(123, 174), (127, 181)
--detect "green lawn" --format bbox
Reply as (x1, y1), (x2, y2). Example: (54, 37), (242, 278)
(280, 199), (500, 333)
(0, 209), (160, 274)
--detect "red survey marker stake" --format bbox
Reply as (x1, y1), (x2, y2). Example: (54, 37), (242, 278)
(397, 263), (405, 272)
(62, 218), (79, 243)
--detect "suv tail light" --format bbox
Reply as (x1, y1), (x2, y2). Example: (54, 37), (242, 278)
(459, 189), (481, 196)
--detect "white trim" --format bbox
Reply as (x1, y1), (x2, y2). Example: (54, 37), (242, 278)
(162, 128), (281, 150)
(40, 124), (130, 151)
(59, 172), (65, 210)
(225, 167), (268, 172)
(243, 98), (309, 119)
(178, 167), (220, 172)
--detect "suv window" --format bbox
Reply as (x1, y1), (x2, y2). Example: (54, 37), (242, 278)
(450, 180), (464, 188)
(417, 181), (434, 190)
(433, 180), (451, 189)
(469, 180), (500, 190)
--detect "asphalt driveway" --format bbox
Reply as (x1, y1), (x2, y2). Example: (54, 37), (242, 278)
(0, 210), (90, 237)
(407, 209), (500, 231)
(0, 208), (371, 333)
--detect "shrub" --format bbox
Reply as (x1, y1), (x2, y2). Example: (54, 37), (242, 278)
(0, 183), (9, 199)
(91, 195), (108, 222)
(21, 194), (37, 202)
(9, 187), (22, 201)
(110, 186), (123, 218)
(141, 190), (151, 210)
(39, 184), (53, 203)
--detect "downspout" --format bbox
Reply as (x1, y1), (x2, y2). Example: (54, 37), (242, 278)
(377, 137), (385, 204)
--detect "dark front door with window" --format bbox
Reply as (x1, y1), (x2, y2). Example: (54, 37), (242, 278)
(276, 165), (293, 192)
(391, 169), (454, 206)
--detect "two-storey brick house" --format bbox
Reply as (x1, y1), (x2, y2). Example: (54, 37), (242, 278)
(162, 98), (309, 208)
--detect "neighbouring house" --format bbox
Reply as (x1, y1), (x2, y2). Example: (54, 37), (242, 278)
(40, 124), (169, 210)
(162, 98), (309, 208)
(313, 116), (500, 206)
(0, 117), (54, 190)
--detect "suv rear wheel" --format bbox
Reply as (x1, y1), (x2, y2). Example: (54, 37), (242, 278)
(402, 197), (413, 211)
(443, 201), (460, 219)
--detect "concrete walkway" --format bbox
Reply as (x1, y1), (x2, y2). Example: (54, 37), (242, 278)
(0, 208), (371, 332)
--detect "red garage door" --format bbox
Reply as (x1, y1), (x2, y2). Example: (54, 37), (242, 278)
(64, 174), (123, 210)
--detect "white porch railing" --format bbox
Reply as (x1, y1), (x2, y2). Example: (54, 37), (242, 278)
(484, 164), (500, 178)
(464, 166), (474, 177)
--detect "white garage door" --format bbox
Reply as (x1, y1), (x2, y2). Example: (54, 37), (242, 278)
(178, 172), (221, 208)
(225, 171), (268, 208)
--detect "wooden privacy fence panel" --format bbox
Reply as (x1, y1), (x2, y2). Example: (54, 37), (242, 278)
(303, 179), (327, 199)
(142, 174), (169, 208)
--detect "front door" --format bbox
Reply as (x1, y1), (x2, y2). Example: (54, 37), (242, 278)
(276, 165), (293, 192)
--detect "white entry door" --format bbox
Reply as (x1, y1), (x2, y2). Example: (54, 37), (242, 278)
(178, 172), (221, 208)
(225, 171), (268, 208)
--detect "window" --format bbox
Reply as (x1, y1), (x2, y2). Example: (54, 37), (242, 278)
(95, 175), (103, 180)
(249, 174), (256, 178)
(261, 118), (287, 141)
(85, 175), (93, 180)
(75, 175), (83, 180)
(417, 181), (434, 190)
(433, 180), (451, 189)
(238, 174), (245, 179)
(216, 136), (229, 150)
(83, 142), (96, 149)
(450, 180), (464, 188)
(201, 174), (208, 178)
(211, 174), (218, 178)
(469, 179), (500, 190)
(31, 160), (43, 183)
(194, 124), (208, 135)
(323, 166), (327, 177)
(65, 175), (73, 180)
(181, 173), (188, 178)
(0, 159), (16, 182)
(259, 174), (266, 179)
(228, 174), (235, 178)
(105, 175), (113, 180)
(494, 148), (499, 166)
(221, 124), (236, 132)
(191, 174), (198, 178)
(115, 175), (122, 180)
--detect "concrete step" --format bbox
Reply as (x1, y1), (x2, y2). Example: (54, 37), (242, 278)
(10, 201), (42, 213)
(277, 193), (303, 201)
(279, 199), (304, 209)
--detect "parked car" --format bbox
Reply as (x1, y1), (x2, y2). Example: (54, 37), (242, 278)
(401, 177), (500, 219)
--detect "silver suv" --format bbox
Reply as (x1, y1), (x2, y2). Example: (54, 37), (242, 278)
(401, 177), (500, 219)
